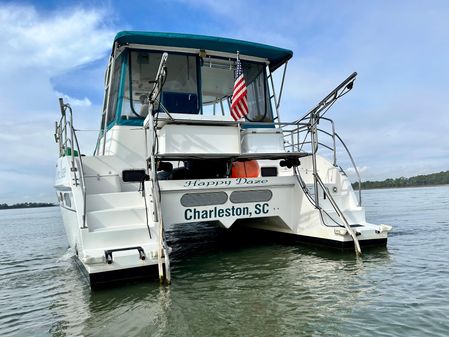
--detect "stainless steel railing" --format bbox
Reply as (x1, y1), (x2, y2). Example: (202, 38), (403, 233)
(55, 98), (87, 229)
(281, 72), (362, 206)
(280, 72), (363, 255)
(283, 116), (362, 206)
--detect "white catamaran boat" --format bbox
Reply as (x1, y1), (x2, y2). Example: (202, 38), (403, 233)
(54, 31), (392, 286)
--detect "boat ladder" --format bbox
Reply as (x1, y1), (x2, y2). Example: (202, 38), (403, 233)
(143, 52), (172, 284)
(285, 72), (363, 256)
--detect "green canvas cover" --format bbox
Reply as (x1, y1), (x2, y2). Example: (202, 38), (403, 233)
(114, 31), (293, 71)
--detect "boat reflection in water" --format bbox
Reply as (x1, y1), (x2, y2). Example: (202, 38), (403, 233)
(49, 221), (391, 336)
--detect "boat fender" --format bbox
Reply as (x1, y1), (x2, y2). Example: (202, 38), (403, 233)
(231, 160), (260, 178)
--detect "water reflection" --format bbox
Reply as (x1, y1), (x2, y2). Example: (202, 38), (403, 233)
(70, 282), (173, 336)
(48, 222), (391, 337)
(5, 186), (449, 337)
(83, 223), (393, 337)
(47, 257), (89, 337)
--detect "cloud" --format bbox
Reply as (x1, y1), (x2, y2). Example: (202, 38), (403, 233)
(345, 166), (368, 175)
(0, 5), (114, 74)
(1, 0), (449, 203)
(276, 3), (449, 181)
(55, 92), (92, 107)
(0, 4), (115, 203)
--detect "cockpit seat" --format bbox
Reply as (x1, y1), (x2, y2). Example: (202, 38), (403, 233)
(161, 92), (199, 114)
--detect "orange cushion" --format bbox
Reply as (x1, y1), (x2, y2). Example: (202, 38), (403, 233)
(231, 161), (260, 178)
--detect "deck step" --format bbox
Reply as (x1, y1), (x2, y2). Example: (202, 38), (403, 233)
(84, 175), (122, 194)
(81, 225), (156, 251)
(86, 191), (144, 212)
(320, 207), (365, 226)
(86, 206), (147, 231)
(81, 155), (144, 195)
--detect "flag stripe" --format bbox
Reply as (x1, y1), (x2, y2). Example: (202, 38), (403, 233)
(233, 85), (246, 100)
(231, 55), (248, 121)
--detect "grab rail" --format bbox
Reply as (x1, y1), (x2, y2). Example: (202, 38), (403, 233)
(142, 53), (171, 284)
(283, 117), (362, 206)
(334, 132), (362, 206)
(315, 175), (362, 256)
(281, 72), (363, 255)
(55, 98), (87, 229)
(282, 72), (362, 206)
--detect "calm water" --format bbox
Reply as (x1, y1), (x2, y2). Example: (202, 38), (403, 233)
(1, 186), (448, 337)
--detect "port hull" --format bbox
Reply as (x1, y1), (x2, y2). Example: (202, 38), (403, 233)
(74, 256), (160, 288)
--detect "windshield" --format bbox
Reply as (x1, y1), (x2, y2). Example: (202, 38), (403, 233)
(120, 50), (199, 120)
(116, 50), (273, 122)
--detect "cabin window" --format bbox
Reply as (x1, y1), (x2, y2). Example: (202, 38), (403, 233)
(200, 57), (273, 122)
(120, 50), (199, 121)
(105, 53), (124, 127)
(99, 61), (111, 133)
(244, 63), (273, 122)
(63, 193), (71, 208)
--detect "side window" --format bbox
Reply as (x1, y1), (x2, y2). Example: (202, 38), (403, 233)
(64, 193), (71, 208)
(105, 53), (124, 126)
(101, 58), (112, 123)
(242, 63), (273, 122)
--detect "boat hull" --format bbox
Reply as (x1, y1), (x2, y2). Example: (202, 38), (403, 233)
(73, 256), (160, 288)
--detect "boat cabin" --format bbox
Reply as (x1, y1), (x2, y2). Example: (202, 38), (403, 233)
(96, 32), (295, 181)
(99, 32), (292, 130)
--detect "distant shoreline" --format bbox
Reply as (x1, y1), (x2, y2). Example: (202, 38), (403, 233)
(352, 170), (449, 190)
(2, 171), (448, 207)
(354, 183), (449, 191)
(0, 203), (56, 210)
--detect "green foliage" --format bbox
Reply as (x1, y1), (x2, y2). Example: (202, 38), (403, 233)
(353, 170), (449, 190)
(0, 202), (56, 210)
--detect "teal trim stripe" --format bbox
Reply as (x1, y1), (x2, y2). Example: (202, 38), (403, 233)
(114, 31), (292, 71)
(118, 119), (144, 126)
(115, 52), (128, 123)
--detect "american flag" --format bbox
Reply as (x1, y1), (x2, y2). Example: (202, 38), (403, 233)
(231, 55), (248, 120)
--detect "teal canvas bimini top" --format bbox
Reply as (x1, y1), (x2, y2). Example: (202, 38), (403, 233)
(114, 31), (293, 71)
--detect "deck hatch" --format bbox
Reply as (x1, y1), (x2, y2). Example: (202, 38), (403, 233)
(230, 190), (273, 203)
(180, 192), (228, 207)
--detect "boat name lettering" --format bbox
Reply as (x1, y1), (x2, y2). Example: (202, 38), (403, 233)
(183, 178), (268, 188)
(184, 203), (270, 221)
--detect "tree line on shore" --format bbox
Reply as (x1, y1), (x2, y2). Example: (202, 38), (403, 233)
(0, 202), (56, 210)
(352, 170), (449, 190)
(1, 170), (448, 208)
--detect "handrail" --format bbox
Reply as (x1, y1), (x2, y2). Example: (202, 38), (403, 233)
(282, 116), (362, 206)
(293, 72), (357, 123)
(320, 117), (337, 166)
(280, 72), (363, 256)
(55, 98), (87, 229)
(142, 52), (171, 284)
(315, 175), (362, 256)
(335, 133), (362, 206)
(72, 126), (87, 229)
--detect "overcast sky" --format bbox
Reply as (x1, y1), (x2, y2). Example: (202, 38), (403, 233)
(0, 0), (448, 203)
